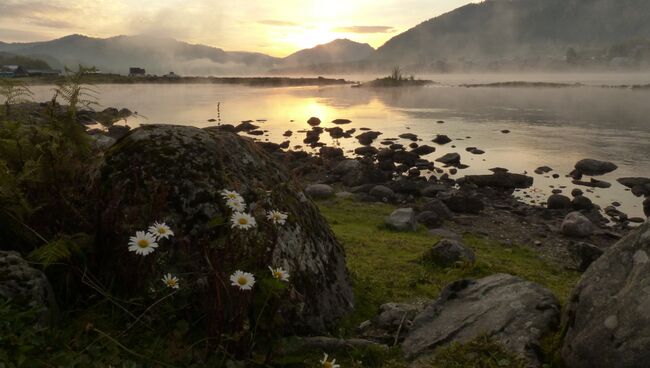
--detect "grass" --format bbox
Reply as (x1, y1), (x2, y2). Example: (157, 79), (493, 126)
(317, 198), (580, 331)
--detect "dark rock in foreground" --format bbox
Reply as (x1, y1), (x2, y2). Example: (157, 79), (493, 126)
(97, 125), (353, 333)
(567, 241), (603, 271)
(562, 221), (650, 368)
(385, 208), (417, 231)
(403, 274), (559, 366)
(617, 177), (650, 197)
(561, 212), (596, 238)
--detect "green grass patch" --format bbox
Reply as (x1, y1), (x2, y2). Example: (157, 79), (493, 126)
(317, 198), (580, 332)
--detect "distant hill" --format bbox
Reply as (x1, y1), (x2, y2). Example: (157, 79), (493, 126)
(0, 52), (51, 70)
(283, 39), (374, 66)
(374, 0), (650, 65)
(0, 34), (281, 75)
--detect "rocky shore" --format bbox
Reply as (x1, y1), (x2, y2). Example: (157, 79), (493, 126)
(4, 101), (650, 367)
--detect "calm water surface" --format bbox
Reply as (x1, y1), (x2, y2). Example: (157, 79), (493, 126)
(31, 79), (650, 219)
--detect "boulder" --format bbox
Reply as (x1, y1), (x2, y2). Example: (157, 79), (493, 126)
(421, 184), (450, 198)
(354, 146), (378, 156)
(307, 117), (321, 126)
(438, 190), (484, 214)
(424, 239), (475, 266)
(305, 184), (335, 199)
(356, 131), (381, 145)
(97, 125), (353, 333)
(567, 242), (604, 271)
(420, 198), (453, 220)
(416, 211), (444, 229)
(411, 145), (436, 156)
(403, 274), (560, 366)
(435, 153), (461, 166)
(561, 212), (596, 238)
(432, 134), (452, 145)
(459, 172), (533, 189)
(562, 221), (650, 368)
(547, 194), (572, 209)
(385, 208), (417, 231)
(0, 251), (55, 323)
(399, 133), (418, 141)
(369, 185), (395, 201)
(571, 195), (594, 211)
(617, 177), (650, 197)
(333, 159), (361, 176)
(574, 159), (618, 176)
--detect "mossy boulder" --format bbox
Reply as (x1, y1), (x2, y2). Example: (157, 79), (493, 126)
(95, 124), (353, 334)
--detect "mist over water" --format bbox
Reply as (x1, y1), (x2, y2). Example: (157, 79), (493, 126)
(30, 74), (650, 218)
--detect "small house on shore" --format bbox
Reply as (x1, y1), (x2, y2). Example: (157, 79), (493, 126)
(27, 69), (61, 77)
(129, 67), (146, 77)
(0, 65), (29, 78)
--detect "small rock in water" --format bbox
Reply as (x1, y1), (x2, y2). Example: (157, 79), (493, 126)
(399, 133), (418, 141)
(435, 152), (461, 166)
(574, 158), (618, 176)
(501, 129), (510, 134)
(332, 118), (352, 125)
(432, 134), (452, 145)
(307, 117), (321, 126)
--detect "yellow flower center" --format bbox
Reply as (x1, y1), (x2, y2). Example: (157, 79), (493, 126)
(238, 218), (248, 225)
(167, 279), (177, 287)
(323, 363), (333, 368)
(273, 271), (283, 279)
(237, 276), (248, 285)
(137, 239), (149, 248)
(158, 227), (166, 234)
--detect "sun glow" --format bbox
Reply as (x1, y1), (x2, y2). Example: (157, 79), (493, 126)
(283, 27), (340, 50)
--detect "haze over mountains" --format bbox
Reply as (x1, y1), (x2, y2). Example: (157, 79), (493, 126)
(1, 0), (650, 75)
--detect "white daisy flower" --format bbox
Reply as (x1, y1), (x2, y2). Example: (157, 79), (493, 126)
(269, 266), (290, 282)
(230, 212), (256, 230)
(226, 198), (246, 212)
(266, 210), (288, 225)
(320, 353), (340, 368)
(128, 231), (159, 256)
(148, 222), (174, 240)
(220, 189), (244, 203)
(230, 270), (256, 290)
(161, 273), (180, 289)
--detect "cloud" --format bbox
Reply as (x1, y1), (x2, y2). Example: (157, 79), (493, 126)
(0, 1), (76, 30)
(333, 26), (395, 34)
(258, 20), (300, 27)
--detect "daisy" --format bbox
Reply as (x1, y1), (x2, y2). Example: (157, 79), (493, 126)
(220, 189), (244, 203)
(148, 221), (174, 240)
(266, 210), (288, 225)
(226, 198), (246, 212)
(320, 353), (340, 368)
(230, 270), (256, 290)
(269, 266), (290, 282)
(230, 212), (256, 230)
(128, 231), (159, 256)
(161, 273), (180, 289)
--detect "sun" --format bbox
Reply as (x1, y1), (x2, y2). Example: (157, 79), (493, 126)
(284, 27), (339, 51)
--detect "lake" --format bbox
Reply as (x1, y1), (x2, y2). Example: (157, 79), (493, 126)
(30, 76), (650, 219)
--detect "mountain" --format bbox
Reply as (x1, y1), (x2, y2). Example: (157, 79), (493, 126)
(375, 0), (650, 65)
(283, 39), (374, 66)
(0, 34), (281, 75)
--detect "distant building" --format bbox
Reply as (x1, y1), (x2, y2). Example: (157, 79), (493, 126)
(163, 71), (180, 78)
(0, 65), (29, 78)
(129, 67), (146, 77)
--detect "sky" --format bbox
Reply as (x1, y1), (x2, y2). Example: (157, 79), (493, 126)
(0, 0), (478, 57)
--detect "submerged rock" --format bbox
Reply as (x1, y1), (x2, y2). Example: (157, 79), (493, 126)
(403, 274), (559, 366)
(562, 221), (650, 368)
(97, 125), (353, 333)
(459, 172), (533, 189)
(432, 134), (452, 145)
